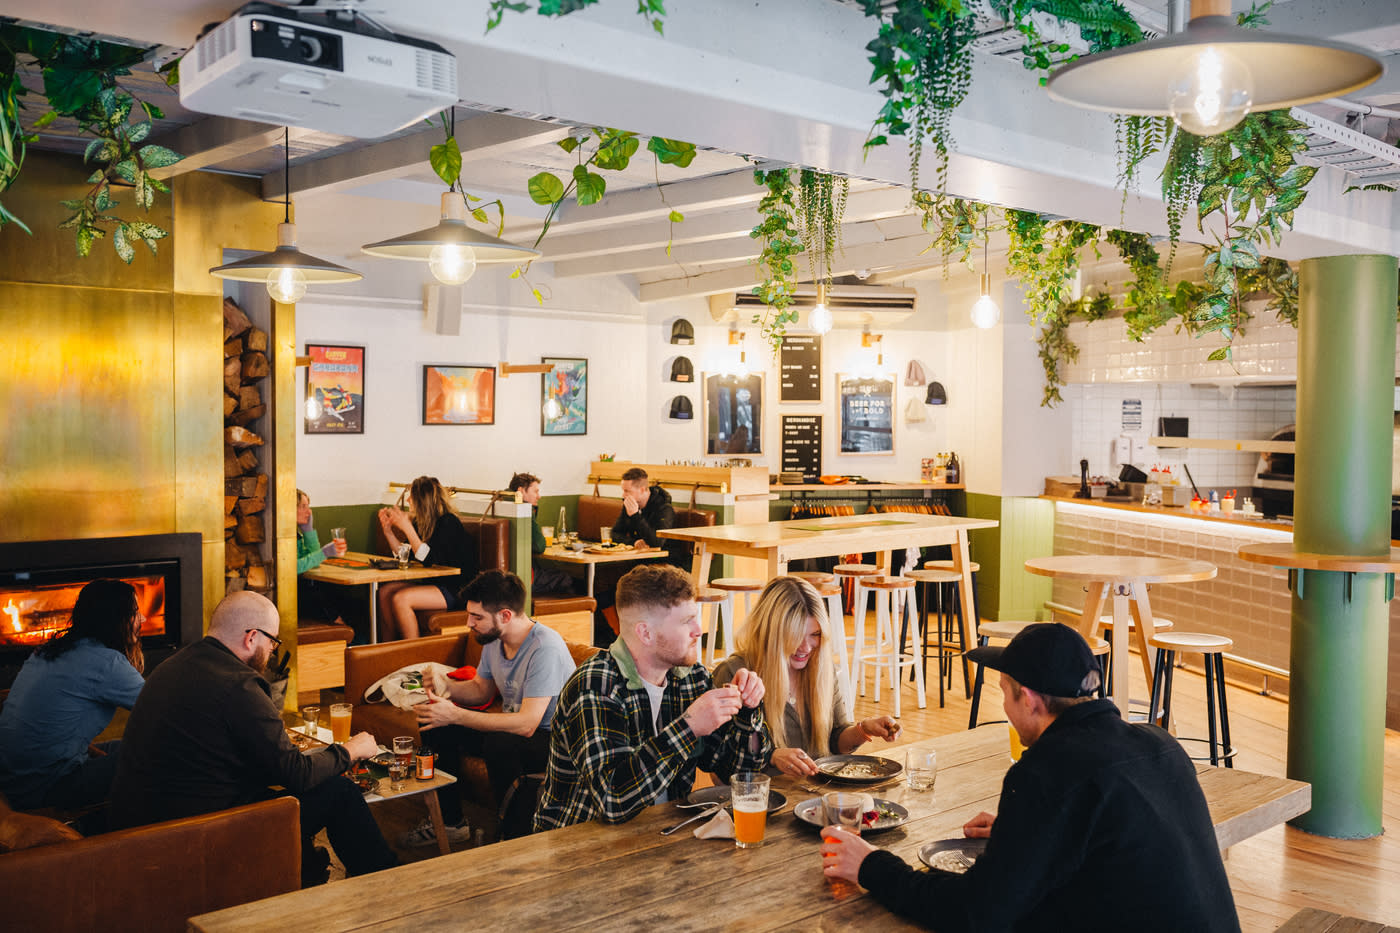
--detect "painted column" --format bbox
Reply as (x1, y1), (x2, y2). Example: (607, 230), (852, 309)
(1288, 254), (1397, 838)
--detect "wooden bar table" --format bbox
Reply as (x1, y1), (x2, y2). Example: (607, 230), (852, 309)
(1023, 556), (1217, 718)
(536, 543), (669, 596)
(301, 552), (459, 644)
(189, 725), (1307, 933)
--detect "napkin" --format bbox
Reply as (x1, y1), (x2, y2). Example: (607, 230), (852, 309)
(693, 806), (734, 839)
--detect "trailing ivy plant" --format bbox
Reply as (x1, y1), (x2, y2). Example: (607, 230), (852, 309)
(913, 192), (988, 277)
(1003, 209), (1101, 326)
(428, 110), (507, 234)
(486, 0), (668, 35)
(796, 169), (849, 286)
(0, 26), (181, 261)
(1037, 290), (1113, 406)
(749, 167), (802, 352)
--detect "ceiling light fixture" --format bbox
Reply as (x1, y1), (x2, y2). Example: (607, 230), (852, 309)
(809, 282), (834, 335)
(209, 128), (363, 302)
(1045, 0), (1382, 137)
(970, 212), (1000, 329)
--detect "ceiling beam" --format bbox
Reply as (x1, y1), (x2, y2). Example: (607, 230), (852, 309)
(260, 112), (571, 201)
(148, 118), (322, 180)
(545, 168), (763, 234)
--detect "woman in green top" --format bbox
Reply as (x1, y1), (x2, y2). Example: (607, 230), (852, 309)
(713, 576), (900, 777)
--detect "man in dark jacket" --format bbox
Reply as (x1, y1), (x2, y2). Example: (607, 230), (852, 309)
(611, 467), (686, 569)
(821, 623), (1240, 933)
(109, 591), (396, 885)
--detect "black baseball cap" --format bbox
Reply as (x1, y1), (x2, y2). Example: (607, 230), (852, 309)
(671, 318), (694, 344)
(669, 396), (693, 419)
(965, 623), (1100, 698)
(670, 356), (693, 382)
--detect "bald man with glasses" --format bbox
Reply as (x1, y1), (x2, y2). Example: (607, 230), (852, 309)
(111, 591), (397, 886)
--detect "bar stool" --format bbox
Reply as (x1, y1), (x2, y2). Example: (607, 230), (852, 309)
(1148, 631), (1236, 767)
(1097, 613), (1174, 695)
(904, 567), (968, 707)
(852, 576), (925, 717)
(808, 577), (852, 706)
(913, 564), (976, 700)
(789, 570), (836, 587)
(707, 577), (764, 664)
(834, 562), (880, 659)
(967, 623), (1110, 728)
(696, 587), (728, 666)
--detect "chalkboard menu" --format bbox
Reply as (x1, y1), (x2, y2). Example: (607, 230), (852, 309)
(781, 414), (823, 482)
(837, 373), (895, 455)
(779, 334), (822, 402)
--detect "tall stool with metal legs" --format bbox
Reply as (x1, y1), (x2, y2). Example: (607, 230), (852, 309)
(1148, 631), (1236, 767)
(904, 567), (964, 707)
(855, 576), (925, 717)
(1097, 613), (1174, 701)
(921, 560), (979, 697)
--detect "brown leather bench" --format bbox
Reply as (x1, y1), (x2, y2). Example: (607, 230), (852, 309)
(575, 493), (718, 548)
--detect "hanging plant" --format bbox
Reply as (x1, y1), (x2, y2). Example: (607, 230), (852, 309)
(796, 169), (849, 285)
(1037, 290), (1112, 407)
(749, 167), (802, 352)
(1105, 229), (1175, 340)
(913, 192), (988, 277)
(487, 0), (669, 35)
(1003, 209), (1101, 326)
(0, 25), (181, 261)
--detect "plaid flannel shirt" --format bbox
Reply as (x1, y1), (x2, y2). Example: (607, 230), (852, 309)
(534, 638), (773, 831)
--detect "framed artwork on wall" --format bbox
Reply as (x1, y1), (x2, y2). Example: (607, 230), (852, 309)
(423, 364), (496, 425)
(541, 357), (587, 436)
(304, 344), (365, 434)
(837, 373), (895, 455)
(702, 372), (764, 456)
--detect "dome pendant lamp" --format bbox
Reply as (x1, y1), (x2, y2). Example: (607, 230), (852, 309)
(1045, 0), (1382, 137)
(209, 128), (362, 302)
(970, 212), (1000, 329)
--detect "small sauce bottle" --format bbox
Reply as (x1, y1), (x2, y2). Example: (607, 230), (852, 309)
(415, 745), (435, 780)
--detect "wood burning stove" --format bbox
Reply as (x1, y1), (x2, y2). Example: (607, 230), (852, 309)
(0, 533), (203, 688)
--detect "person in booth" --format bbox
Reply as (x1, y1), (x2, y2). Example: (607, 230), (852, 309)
(376, 475), (478, 640)
(610, 467), (685, 569)
(819, 623), (1239, 933)
(712, 576), (899, 777)
(506, 471), (577, 597)
(0, 578), (146, 819)
(534, 564), (772, 830)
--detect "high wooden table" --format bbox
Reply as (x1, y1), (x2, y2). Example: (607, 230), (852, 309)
(301, 552), (459, 644)
(1024, 555), (1217, 718)
(189, 726), (1306, 933)
(660, 513), (998, 625)
(537, 543), (669, 596)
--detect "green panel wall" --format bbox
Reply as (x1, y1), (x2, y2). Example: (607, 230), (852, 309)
(965, 493), (1055, 623)
(308, 503), (381, 554)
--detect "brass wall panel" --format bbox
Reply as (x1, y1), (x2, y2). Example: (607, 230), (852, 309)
(0, 282), (176, 540)
(172, 290), (225, 618)
(172, 172), (283, 297)
(0, 154), (173, 291)
(273, 296), (299, 707)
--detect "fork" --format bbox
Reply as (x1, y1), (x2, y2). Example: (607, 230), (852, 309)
(951, 851), (976, 871)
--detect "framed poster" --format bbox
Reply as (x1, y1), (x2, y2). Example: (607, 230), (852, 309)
(541, 356), (587, 436)
(702, 372), (764, 456)
(781, 414), (822, 482)
(304, 344), (365, 434)
(423, 364), (496, 425)
(837, 373), (895, 455)
(779, 334), (822, 402)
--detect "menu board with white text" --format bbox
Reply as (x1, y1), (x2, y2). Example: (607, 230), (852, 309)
(781, 414), (823, 482)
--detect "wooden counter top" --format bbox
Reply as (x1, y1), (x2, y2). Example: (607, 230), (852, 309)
(1041, 495), (1296, 532)
(772, 482), (965, 491)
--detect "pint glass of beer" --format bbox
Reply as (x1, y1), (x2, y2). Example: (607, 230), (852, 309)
(329, 702), (353, 743)
(730, 773), (770, 848)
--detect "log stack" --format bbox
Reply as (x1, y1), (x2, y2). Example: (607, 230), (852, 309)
(222, 297), (272, 595)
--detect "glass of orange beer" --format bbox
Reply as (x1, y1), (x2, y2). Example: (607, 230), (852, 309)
(730, 773), (770, 848)
(1009, 723), (1026, 762)
(329, 702), (353, 743)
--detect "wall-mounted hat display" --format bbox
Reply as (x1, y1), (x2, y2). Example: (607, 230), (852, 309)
(669, 396), (694, 420)
(670, 318), (695, 345)
(904, 359), (928, 387)
(904, 397), (927, 423)
(670, 356), (694, 382)
(925, 381), (947, 405)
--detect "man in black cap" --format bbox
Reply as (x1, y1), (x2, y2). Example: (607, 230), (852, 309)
(820, 622), (1239, 933)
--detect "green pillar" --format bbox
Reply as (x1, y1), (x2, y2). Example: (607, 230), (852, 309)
(1288, 254), (1397, 838)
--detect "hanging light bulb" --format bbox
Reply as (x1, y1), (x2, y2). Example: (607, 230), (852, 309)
(542, 395), (564, 421)
(268, 266), (308, 304)
(1167, 45), (1253, 136)
(305, 394), (321, 422)
(428, 242), (478, 286)
(970, 213), (1000, 329)
(809, 282), (833, 334)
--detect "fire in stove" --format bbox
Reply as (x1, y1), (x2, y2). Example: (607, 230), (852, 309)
(0, 577), (167, 648)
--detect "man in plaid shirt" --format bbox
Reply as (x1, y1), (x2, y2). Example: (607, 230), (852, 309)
(535, 564), (772, 829)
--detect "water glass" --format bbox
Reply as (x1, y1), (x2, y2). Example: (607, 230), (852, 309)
(823, 792), (865, 900)
(301, 705), (320, 737)
(906, 748), (937, 792)
(730, 773), (770, 849)
(600, 527), (612, 546)
(391, 736), (414, 791)
(394, 542), (412, 570)
(331, 527), (347, 547)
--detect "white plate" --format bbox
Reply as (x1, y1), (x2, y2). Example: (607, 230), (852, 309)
(792, 796), (909, 833)
(917, 837), (989, 873)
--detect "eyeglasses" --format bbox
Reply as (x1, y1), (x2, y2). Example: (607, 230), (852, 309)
(246, 628), (283, 649)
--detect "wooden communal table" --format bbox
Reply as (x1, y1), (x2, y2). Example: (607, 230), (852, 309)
(189, 725), (1306, 933)
(660, 513), (998, 628)
(301, 551), (459, 644)
(1024, 555), (1217, 718)
(537, 544), (669, 597)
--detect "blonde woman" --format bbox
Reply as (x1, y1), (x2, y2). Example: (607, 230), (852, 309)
(376, 476), (477, 640)
(713, 576), (899, 777)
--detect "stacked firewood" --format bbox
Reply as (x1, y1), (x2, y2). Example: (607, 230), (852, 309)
(222, 297), (272, 594)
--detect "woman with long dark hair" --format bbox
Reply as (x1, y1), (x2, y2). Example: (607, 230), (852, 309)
(0, 578), (146, 810)
(376, 476), (477, 640)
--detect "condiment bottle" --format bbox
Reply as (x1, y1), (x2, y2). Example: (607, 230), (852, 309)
(415, 745), (435, 780)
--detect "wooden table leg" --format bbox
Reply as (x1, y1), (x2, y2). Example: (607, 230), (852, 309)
(951, 532), (976, 696)
(1109, 584), (1131, 717)
(368, 582), (380, 645)
(1077, 581), (1108, 640)
(422, 784), (451, 857)
(768, 550), (784, 579)
(586, 563), (596, 598)
(1128, 588), (1157, 698)
(690, 546), (713, 587)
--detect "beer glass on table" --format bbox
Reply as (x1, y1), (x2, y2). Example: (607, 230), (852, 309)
(390, 736), (414, 791)
(599, 527), (612, 546)
(328, 702), (352, 743)
(330, 527), (347, 557)
(730, 774), (769, 848)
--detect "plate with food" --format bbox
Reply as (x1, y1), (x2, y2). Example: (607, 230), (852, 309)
(586, 543), (634, 554)
(286, 728), (328, 752)
(813, 754), (903, 784)
(686, 785), (788, 814)
(793, 796), (909, 834)
(918, 837), (989, 874)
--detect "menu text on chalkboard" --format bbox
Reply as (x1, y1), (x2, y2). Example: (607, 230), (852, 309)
(779, 334), (822, 402)
(781, 414), (823, 482)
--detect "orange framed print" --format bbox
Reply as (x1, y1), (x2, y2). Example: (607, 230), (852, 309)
(305, 344), (365, 434)
(423, 364), (496, 425)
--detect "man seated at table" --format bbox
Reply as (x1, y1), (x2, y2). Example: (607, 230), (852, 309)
(507, 471), (578, 597)
(534, 564), (773, 830)
(109, 591), (397, 887)
(611, 467), (686, 569)
(820, 622), (1239, 933)
(404, 570), (576, 843)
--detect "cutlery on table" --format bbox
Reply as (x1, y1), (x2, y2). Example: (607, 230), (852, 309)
(660, 804), (721, 835)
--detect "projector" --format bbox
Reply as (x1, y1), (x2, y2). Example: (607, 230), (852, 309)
(179, 2), (458, 138)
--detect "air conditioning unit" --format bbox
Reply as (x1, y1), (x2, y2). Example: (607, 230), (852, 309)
(709, 284), (918, 327)
(180, 2), (458, 138)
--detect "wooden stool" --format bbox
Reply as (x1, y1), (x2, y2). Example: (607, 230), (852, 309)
(852, 576), (924, 717)
(834, 562), (880, 653)
(1097, 613), (1174, 699)
(922, 560), (980, 573)
(789, 570), (836, 587)
(708, 577), (763, 664)
(907, 567), (972, 702)
(1148, 631), (1236, 767)
(810, 578), (852, 706)
(696, 587), (729, 666)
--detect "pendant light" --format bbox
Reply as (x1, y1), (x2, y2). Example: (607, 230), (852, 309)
(1046, 0), (1382, 137)
(209, 129), (362, 301)
(809, 282), (834, 334)
(970, 212), (1000, 329)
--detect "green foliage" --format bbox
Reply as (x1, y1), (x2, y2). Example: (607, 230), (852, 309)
(486, 0), (668, 35)
(0, 25), (181, 261)
(796, 170), (849, 285)
(859, 0), (978, 193)
(913, 192), (988, 277)
(1105, 229), (1173, 340)
(1003, 208), (1100, 326)
(749, 168), (803, 352)
(988, 0), (1144, 78)
(429, 113), (506, 232)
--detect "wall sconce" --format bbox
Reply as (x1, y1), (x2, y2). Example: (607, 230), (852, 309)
(859, 329), (884, 377)
(726, 327), (749, 376)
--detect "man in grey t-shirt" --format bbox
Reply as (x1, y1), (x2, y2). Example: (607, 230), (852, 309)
(405, 571), (577, 844)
